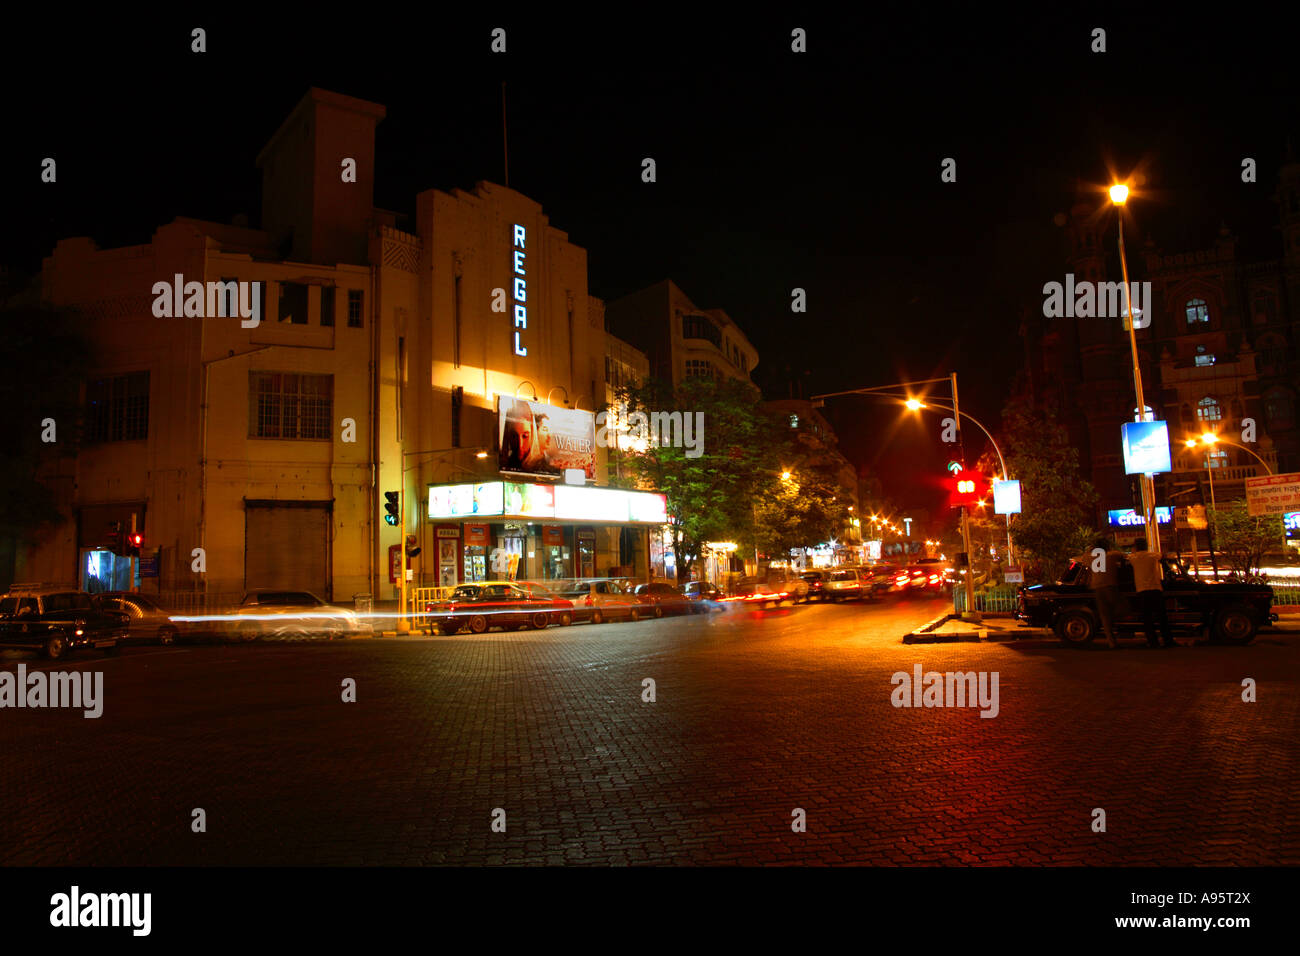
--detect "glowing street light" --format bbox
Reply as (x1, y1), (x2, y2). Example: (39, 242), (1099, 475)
(1109, 183), (1129, 205)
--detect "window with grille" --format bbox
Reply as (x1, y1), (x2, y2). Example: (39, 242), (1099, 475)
(85, 371), (150, 442)
(1196, 397), (1222, 423)
(685, 359), (714, 379)
(1185, 298), (1209, 325)
(249, 372), (333, 439)
(347, 289), (364, 328)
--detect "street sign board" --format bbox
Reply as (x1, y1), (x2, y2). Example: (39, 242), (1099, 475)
(139, 547), (161, 578)
(993, 480), (1021, 515)
(1175, 505), (1207, 530)
(1003, 565), (1024, 584)
(1245, 472), (1300, 516)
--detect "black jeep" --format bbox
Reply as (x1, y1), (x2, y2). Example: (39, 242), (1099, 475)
(0, 586), (130, 659)
(1016, 559), (1275, 645)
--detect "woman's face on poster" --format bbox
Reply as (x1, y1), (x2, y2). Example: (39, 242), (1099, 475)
(509, 419), (534, 459)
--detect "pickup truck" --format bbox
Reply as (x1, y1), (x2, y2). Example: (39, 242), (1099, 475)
(0, 586), (130, 659)
(1016, 559), (1276, 645)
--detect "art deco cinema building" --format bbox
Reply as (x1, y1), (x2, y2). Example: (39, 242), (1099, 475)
(23, 88), (668, 606)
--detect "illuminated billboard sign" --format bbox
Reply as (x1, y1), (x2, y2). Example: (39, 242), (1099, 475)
(513, 224), (528, 357)
(992, 480), (1022, 515)
(429, 481), (668, 524)
(428, 482), (505, 519)
(1121, 420), (1171, 475)
(1107, 507), (1172, 527)
(497, 397), (596, 479)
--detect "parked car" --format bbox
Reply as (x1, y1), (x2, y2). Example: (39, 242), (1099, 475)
(800, 570), (829, 602)
(680, 580), (724, 611)
(234, 590), (370, 640)
(824, 568), (865, 602)
(633, 582), (695, 617)
(0, 585), (128, 659)
(426, 582), (574, 634)
(1016, 558), (1276, 645)
(559, 579), (644, 624)
(93, 591), (194, 645)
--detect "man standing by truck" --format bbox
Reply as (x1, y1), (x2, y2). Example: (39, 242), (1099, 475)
(1072, 537), (1125, 649)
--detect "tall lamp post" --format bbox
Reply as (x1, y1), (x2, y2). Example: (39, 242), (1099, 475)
(1111, 182), (1161, 554)
(1187, 432), (1281, 570)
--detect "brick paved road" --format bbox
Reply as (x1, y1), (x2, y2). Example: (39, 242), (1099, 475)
(1, 596), (1296, 865)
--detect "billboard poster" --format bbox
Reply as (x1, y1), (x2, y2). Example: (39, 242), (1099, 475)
(1121, 420), (1171, 475)
(497, 397), (596, 479)
(992, 480), (1022, 515)
(1245, 472), (1300, 516)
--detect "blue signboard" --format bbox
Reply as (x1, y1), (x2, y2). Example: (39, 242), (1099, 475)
(993, 480), (1022, 515)
(1107, 508), (1172, 528)
(1121, 420), (1171, 475)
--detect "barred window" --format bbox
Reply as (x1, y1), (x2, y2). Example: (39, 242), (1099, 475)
(249, 372), (333, 439)
(1196, 396), (1222, 423)
(685, 359), (715, 379)
(1185, 298), (1210, 325)
(86, 371), (150, 442)
(347, 289), (364, 328)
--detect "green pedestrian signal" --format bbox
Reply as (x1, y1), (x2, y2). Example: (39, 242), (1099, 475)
(384, 491), (400, 526)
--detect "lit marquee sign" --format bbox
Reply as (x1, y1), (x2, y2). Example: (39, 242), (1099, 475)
(428, 481), (667, 524)
(513, 224), (527, 357)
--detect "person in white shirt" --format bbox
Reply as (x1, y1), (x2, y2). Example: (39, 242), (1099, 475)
(1130, 537), (1175, 648)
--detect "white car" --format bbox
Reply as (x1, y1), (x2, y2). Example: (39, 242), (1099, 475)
(824, 568), (865, 601)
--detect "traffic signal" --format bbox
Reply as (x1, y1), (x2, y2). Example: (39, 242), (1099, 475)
(126, 532), (143, 557)
(404, 534), (421, 560)
(947, 468), (984, 508)
(384, 491), (400, 526)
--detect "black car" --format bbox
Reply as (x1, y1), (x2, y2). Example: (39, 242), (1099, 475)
(0, 586), (129, 659)
(1016, 558), (1276, 645)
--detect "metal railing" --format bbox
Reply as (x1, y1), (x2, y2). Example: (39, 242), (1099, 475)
(953, 586), (1021, 613)
(410, 586), (457, 629)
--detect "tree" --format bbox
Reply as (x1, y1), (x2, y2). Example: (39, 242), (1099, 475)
(752, 466), (850, 559)
(606, 376), (779, 581)
(1210, 500), (1282, 582)
(994, 398), (1099, 583)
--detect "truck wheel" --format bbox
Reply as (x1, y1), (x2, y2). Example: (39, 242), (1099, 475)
(591, 609), (604, 625)
(1054, 607), (1097, 645)
(629, 608), (641, 622)
(1213, 605), (1258, 645)
(653, 605), (664, 619)
(468, 615), (489, 634)
(44, 634), (67, 659)
(530, 612), (549, 630)
(557, 611), (573, 627)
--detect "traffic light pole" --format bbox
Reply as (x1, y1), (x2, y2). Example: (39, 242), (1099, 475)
(952, 373), (978, 622)
(398, 488), (409, 633)
(130, 513), (138, 594)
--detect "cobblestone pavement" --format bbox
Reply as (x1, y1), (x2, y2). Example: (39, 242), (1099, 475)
(1, 596), (1296, 866)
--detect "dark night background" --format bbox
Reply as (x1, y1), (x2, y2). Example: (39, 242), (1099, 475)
(5, 10), (1297, 523)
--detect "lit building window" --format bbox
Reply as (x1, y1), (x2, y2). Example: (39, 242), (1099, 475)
(789, 414), (799, 428)
(250, 372), (333, 439)
(1196, 397), (1222, 422)
(1204, 449), (1229, 470)
(1195, 345), (1216, 366)
(1185, 298), (1210, 325)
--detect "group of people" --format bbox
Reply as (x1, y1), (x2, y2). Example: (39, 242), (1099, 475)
(1073, 537), (1177, 649)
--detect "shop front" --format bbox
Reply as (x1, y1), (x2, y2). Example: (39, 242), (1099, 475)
(427, 480), (668, 585)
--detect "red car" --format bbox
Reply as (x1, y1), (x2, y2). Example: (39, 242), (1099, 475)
(425, 582), (574, 635)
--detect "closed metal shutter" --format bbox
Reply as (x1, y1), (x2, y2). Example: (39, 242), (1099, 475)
(244, 502), (331, 598)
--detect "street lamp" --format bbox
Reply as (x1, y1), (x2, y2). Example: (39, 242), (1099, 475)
(1112, 180), (1161, 554)
(1186, 432), (1279, 576)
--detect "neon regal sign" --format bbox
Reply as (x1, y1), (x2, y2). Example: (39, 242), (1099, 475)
(513, 224), (527, 356)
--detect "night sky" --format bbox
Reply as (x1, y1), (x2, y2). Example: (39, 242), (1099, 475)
(6, 11), (1297, 525)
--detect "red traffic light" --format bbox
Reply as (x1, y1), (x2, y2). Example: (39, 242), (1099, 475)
(947, 469), (985, 508)
(128, 533), (143, 548)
